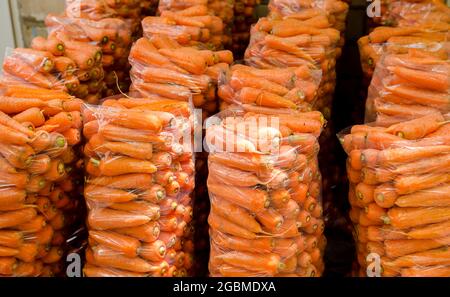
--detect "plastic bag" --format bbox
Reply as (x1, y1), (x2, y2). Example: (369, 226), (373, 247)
(339, 118), (450, 277)
(217, 63), (322, 113)
(44, 13), (132, 100)
(206, 106), (326, 276)
(268, 0), (349, 34)
(371, 0), (450, 27)
(129, 36), (233, 120)
(364, 44), (450, 125)
(358, 26), (449, 81)
(82, 96), (195, 277)
(0, 76), (85, 276)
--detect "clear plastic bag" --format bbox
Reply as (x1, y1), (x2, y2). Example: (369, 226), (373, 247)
(206, 106), (326, 276)
(129, 36), (233, 120)
(364, 44), (450, 125)
(44, 13), (132, 100)
(0, 78), (85, 276)
(339, 118), (450, 277)
(82, 96), (195, 277)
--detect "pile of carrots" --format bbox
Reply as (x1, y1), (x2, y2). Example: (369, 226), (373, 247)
(341, 113), (450, 276)
(365, 48), (449, 126)
(369, 0), (449, 28)
(153, 2), (228, 50)
(232, 0), (260, 58)
(207, 108), (326, 276)
(129, 36), (233, 120)
(82, 97), (195, 277)
(0, 84), (84, 276)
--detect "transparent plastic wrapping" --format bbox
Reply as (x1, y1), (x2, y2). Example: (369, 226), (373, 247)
(82, 96), (195, 277)
(268, 0), (349, 33)
(206, 107), (326, 277)
(371, 0), (450, 27)
(339, 118), (450, 277)
(358, 26), (449, 81)
(43, 13), (132, 99)
(144, 5), (227, 51)
(129, 36), (233, 120)
(0, 82), (85, 277)
(65, 0), (117, 21)
(243, 17), (339, 119)
(217, 63), (322, 112)
(364, 44), (450, 125)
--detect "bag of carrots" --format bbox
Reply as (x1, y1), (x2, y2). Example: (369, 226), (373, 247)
(206, 106), (326, 276)
(358, 25), (450, 81)
(0, 81), (85, 276)
(129, 36), (233, 120)
(82, 96), (195, 277)
(268, 0), (349, 37)
(340, 115), (450, 277)
(147, 4), (227, 51)
(370, 0), (449, 28)
(217, 63), (322, 113)
(364, 45), (449, 126)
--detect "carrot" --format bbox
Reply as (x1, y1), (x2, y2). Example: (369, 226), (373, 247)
(90, 230), (140, 258)
(0, 230), (24, 248)
(85, 185), (138, 204)
(83, 264), (148, 277)
(395, 172), (450, 195)
(91, 245), (153, 273)
(388, 248), (450, 268)
(43, 159), (66, 182)
(0, 156), (17, 174)
(386, 113), (445, 140)
(208, 212), (256, 239)
(109, 201), (160, 221)
(0, 208), (37, 229)
(17, 214), (46, 232)
(385, 236), (450, 258)
(115, 222), (160, 243)
(88, 208), (151, 230)
(387, 85), (449, 109)
(384, 207), (450, 229)
(31, 36), (64, 56)
(230, 69), (289, 96)
(390, 66), (449, 92)
(27, 154), (51, 175)
(89, 157), (157, 176)
(209, 152), (273, 173)
(219, 251), (284, 275)
(3, 58), (53, 89)
(12, 108), (45, 128)
(374, 183), (398, 208)
(211, 199), (262, 233)
(406, 219), (450, 240)
(378, 145), (450, 165)
(139, 240), (166, 262)
(12, 48), (54, 73)
(99, 124), (168, 144)
(208, 182), (270, 212)
(87, 174), (153, 191)
(0, 246), (18, 257)
(0, 257), (17, 275)
(368, 27), (421, 43)
(211, 231), (273, 253)
(0, 96), (46, 114)
(0, 171), (29, 189)
(401, 266), (450, 277)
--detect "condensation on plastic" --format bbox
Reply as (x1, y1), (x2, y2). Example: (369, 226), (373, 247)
(0, 77), (85, 276)
(44, 12), (132, 100)
(206, 106), (326, 276)
(82, 96), (195, 277)
(371, 0), (450, 27)
(339, 118), (450, 277)
(128, 37), (234, 119)
(364, 44), (450, 125)
(217, 63), (322, 113)
(268, 0), (349, 34)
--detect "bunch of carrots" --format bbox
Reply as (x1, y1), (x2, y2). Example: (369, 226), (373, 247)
(244, 16), (341, 119)
(341, 114), (450, 277)
(358, 24), (450, 82)
(206, 107), (326, 276)
(82, 97), (195, 277)
(218, 64), (322, 112)
(0, 85), (84, 276)
(232, 0), (260, 58)
(150, 3), (227, 50)
(365, 47), (449, 126)
(369, 0), (449, 28)
(129, 36), (233, 120)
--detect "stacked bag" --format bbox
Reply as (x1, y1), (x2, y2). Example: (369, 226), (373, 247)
(82, 97), (195, 277)
(346, 13), (450, 275)
(0, 51), (85, 276)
